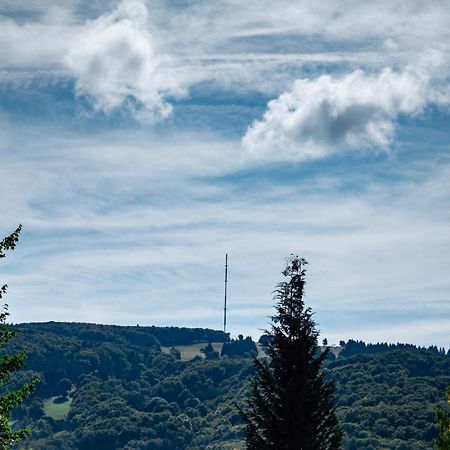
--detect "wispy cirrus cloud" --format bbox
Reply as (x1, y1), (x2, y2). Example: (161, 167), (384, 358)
(1, 125), (450, 345)
(2, 1), (450, 116)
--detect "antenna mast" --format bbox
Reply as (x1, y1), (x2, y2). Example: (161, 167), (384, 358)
(223, 253), (228, 334)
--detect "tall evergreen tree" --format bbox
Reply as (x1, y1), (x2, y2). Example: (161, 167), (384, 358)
(240, 256), (342, 450)
(0, 226), (38, 448)
(436, 386), (450, 450)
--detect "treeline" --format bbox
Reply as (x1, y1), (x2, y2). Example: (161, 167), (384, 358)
(14, 322), (228, 347)
(340, 339), (449, 358)
(221, 335), (257, 358)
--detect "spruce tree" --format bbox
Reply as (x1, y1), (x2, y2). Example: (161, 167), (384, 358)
(240, 256), (342, 450)
(436, 386), (450, 450)
(0, 226), (38, 448)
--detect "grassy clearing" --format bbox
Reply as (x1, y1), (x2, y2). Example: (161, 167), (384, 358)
(44, 396), (72, 420)
(161, 342), (342, 361)
(161, 342), (224, 361)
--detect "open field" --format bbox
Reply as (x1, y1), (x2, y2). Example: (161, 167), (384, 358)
(162, 343), (342, 361)
(44, 396), (72, 420)
(161, 342), (224, 361)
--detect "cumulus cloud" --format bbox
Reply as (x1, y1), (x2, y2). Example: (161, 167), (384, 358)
(66, 0), (184, 123)
(242, 67), (448, 160)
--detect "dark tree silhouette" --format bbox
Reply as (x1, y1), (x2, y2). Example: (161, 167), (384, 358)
(0, 225), (38, 448)
(240, 256), (342, 450)
(436, 386), (450, 449)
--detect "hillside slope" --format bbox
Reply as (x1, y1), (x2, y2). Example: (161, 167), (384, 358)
(5, 322), (450, 449)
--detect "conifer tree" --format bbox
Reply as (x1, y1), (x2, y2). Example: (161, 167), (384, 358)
(240, 256), (342, 450)
(436, 386), (450, 450)
(0, 225), (38, 448)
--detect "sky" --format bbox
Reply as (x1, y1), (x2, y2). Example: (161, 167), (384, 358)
(1, 0), (450, 347)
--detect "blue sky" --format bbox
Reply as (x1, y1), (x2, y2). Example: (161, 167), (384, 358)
(1, 0), (450, 346)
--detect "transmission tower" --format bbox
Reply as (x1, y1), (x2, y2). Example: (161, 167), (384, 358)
(223, 253), (228, 334)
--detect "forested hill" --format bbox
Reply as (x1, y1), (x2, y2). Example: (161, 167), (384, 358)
(6, 322), (450, 449)
(14, 321), (229, 347)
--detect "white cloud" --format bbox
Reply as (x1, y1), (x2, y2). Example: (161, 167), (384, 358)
(242, 67), (446, 160)
(66, 0), (184, 123)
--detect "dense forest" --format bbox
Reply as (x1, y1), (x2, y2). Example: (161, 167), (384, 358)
(5, 322), (450, 449)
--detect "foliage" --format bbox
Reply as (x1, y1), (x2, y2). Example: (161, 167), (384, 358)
(57, 378), (72, 398)
(221, 335), (257, 358)
(240, 256), (342, 449)
(340, 339), (443, 358)
(436, 386), (450, 449)
(8, 322), (251, 449)
(16, 321), (228, 348)
(0, 225), (38, 448)
(331, 348), (450, 449)
(200, 343), (219, 360)
(4, 321), (450, 449)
